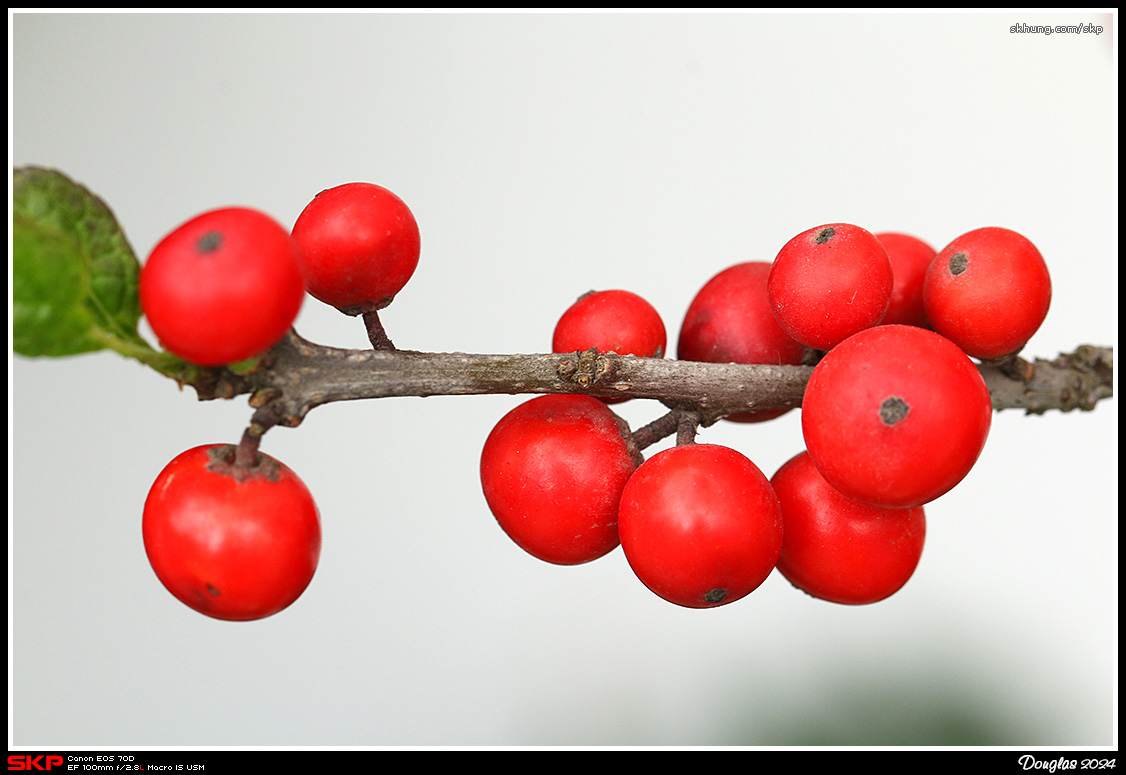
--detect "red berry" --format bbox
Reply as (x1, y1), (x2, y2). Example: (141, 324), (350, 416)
(552, 289), (666, 404)
(677, 261), (806, 422)
(875, 232), (937, 328)
(768, 223), (893, 351)
(801, 324), (993, 509)
(139, 207), (306, 366)
(553, 289), (666, 359)
(291, 182), (421, 315)
(617, 444), (783, 609)
(771, 450), (926, 605)
(923, 227), (1051, 360)
(142, 444), (321, 621)
(479, 394), (638, 565)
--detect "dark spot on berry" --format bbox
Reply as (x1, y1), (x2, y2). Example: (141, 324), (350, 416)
(206, 584), (221, 597)
(197, 231), (223, 254)
(949, 252), (968, 276)
(704, 588), (727, 603)
(879, 396), (909, 426)
(814, 227), (835, 245)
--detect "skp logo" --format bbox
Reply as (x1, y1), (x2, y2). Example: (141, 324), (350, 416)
(8, 757), (64, 771)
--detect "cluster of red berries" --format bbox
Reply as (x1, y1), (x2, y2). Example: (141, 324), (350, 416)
(139, 183), (421, 620)
(480, 223), (1051, 608)
(136, 187), (1051, 618)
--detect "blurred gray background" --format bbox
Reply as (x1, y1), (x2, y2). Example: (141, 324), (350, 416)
(10, 11), (1117, 747)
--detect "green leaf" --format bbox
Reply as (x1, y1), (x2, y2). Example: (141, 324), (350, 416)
(13, 166), (152, 358)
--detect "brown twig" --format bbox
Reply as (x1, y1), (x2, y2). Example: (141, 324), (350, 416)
(187, 331), (1113, 447)
(978, 345), (1113, 414)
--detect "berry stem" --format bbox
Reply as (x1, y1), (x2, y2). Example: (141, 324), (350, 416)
(363, 309), (396, 351)
(632, 410), (679, 451)
(676, 410), (700, 445)
(235, 426), (263, 469)
(233, 402), (288, 468)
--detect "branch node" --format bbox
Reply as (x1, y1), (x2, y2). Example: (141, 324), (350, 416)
(557, 348), (616, 388)
(988, 352), (1036, 383)
(248, 387), (283, 408)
